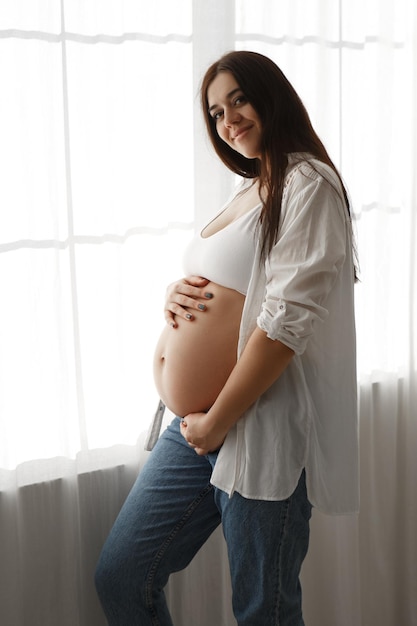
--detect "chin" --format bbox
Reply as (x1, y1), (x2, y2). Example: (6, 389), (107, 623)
(233, 148), (260, 160)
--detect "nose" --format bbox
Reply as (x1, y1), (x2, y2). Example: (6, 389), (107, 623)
(223, 106), (241, 128)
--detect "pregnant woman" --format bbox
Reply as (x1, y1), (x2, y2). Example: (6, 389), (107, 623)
(95, 51), (359, 626)
(153, 176), (261, 421)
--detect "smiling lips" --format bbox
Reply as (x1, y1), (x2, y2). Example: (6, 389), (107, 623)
(231, 125), (253, 141)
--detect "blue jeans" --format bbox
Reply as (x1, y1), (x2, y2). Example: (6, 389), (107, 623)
(95, 417), (312, 625)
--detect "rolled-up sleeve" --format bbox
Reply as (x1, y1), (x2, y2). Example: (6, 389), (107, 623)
(257, 164), (349, 355)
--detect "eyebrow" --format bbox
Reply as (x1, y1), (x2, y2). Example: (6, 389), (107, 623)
(208, 87), (242, 113)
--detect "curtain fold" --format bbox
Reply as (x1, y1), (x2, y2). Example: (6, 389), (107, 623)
(0, 1), (416, 624)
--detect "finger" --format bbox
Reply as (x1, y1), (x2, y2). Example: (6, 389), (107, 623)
(184, 278), (214, 302)
(175, 285), (212, 304)
(168, 280), (214, 303)
(164, 310), (178, 328)
(164, 297), (209, 323)
(184, 276), (210, 288)
(164, 302), (195, 324)
(194, 447), (208, 456)
(175, 293), (207, 310)
(179, 422), (188, 441)
(164, 279), (214, 326)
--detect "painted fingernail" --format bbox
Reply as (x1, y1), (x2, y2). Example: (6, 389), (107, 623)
(198, 304), (206, 311)
(204, 292), (213, 299)
(186, 313), (192, 320)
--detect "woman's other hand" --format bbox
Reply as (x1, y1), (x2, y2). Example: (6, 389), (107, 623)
(165, 276), (213, 327)
(180, 412), (227, 456)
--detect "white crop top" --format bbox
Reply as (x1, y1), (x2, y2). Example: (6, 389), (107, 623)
(183, 203), (261, 295)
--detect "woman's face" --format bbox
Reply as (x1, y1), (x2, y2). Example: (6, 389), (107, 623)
(207, 71), (263, 161)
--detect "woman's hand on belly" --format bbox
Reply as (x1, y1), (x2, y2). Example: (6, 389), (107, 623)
(164, 276), (214, 328)
(154, 281), (245, 417)
(180, 412), (228, 456)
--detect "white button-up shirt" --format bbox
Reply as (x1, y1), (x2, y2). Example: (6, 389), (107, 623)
(211, 155), (359, 515)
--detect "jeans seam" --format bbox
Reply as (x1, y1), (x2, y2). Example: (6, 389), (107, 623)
(145, 482), (215, 625)
(274, 498), (291, 626)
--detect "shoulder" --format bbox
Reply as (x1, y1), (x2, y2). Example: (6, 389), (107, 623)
(282, 154), (347, 221)
(277, 154), (350, 234)
(285, 153), (342, 193)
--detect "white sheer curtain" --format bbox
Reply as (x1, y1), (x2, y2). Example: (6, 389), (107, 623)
(0, 1), (416, 625)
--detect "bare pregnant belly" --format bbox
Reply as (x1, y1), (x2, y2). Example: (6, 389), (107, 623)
(153, 282), (245, 416)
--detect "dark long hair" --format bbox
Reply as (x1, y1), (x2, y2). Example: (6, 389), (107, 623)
(201, 51), (354, 267)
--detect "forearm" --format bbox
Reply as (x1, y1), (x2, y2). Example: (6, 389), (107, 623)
(181, 326), (294, 454)
(207, 326), (294, 431)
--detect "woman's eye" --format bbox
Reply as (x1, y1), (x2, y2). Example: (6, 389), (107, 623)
(234, 95), (246, 105)
(212, 110), (223, 121)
